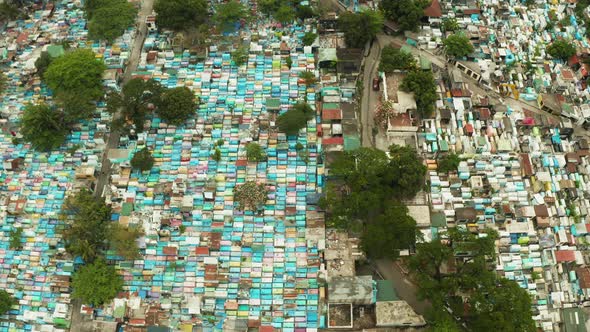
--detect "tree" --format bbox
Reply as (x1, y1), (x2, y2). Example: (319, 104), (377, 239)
(34, 51), (52, 78)
(9, 227), (22, 250)
(60, 189), (111, 263)
(246, 142), (265, 162)
(0, 3), (20, 22)
(380, 0), (426, 32)
(286, 57), (292, 69)
(374, 100), (395, 130)
(298, 71), (317, 87)
(295, 5), (316, 20)
(110, 224), (144, 260)
(20, 103), (68, 151)
(546, 39), (577, 61)
(277, 102), (314, 135)
(302, 32), (317, 46)
(0, 290), (16, 315)
(130, 147), (155, 171)
(338, 10), (384, 48)
(44, 49), (106, 122)
(211, 147), (221, 162)
(437, 153), (460, 173)
(378, 46), (417, 73)
(231, 46), (249, 67)
(214, 0), (248, 31)
(468, 278), (536, 332)
(71, 260), (123, 306)
(361, 204), (419, 259)
(387, 144), (427, 200)
(157, 87), (196, 125)
(274, 5), (295, 24)
(442, 18), (460, 32)
(87, 0), (137, 42)
(0, 72), (6, 95)
(234, 181), (268, 210)
(106, 78), (163, 133)
(443, 34), (474, 58)
(154, 0), (208, 31)
(400, 69), (437, 118)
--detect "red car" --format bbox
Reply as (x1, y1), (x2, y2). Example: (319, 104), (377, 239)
(372, 77), (380, 91)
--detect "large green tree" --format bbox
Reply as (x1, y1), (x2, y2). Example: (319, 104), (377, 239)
(214, 0), (248, 31)
(361, 204), (419, 259)
(44, 49), (106, 122)
(157, 87), (196, 125)
(34, 51), (52, 78)
(546, 39), (577, 61)
(246, 142), (265, 162)
(443, 34), (474, 58)
(154, 0), (208, 31)
(234, 181), (268, 211)
(20, 103), (68, 151)
(87, 0), (137, 42)
(0, 290), (16, 315)
(380, 0), (428, 32)
(277, 102), (314, 136)
(60, 189), (111, 263)
(387, 144), (427, 200)
(130, 147), (155, 171)
(338, 10), (383, 48)
(437, 153), (460, 173)
(71, 260), (123, 306)
(106, 78), (163, 133)
(400, 69), (437, 118)
(379, 46), (417, 73)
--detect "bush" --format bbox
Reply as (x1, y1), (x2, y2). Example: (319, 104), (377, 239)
(212, 147), (221, 162)
(443, 34), (474, 58)
(302, 32), (317, 46)
(277, 102), (314, 136)
(246, 142), (265, 162)
(437, 153), (460, 173)
(234, 181), (268, 210)
(20, 103), (68, 151)
(378, 46), (416, 73)
(130, 147), (155, 171)
(0, 290), (16, 315)
(72, 260), (123, 306)
(546, 39), (577, 61)
(9, 227), (22, 250)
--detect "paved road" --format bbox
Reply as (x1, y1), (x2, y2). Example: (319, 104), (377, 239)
(360, 40), (381, 147)
(375, 259), (431, 316)
(94, 0), (154, 199)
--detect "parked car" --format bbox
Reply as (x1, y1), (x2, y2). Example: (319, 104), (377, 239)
(372, 77), (380, 91)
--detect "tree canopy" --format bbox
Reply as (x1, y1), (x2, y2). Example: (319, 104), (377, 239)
(408, 228), (535, 330)
(60, 189), (111, 263)
(35, 51), (52, 78)
(338, 10), (383, 48)
(298, 71), (317, 87)
(246, 142), (265, 162)
(442, 18), (460, 32)
(231, 46), (249, 67)
(258, 0), (316, 22)
(546, 39), (577, 61)
(87, 0), (137, 42)
(72, 260), (123, 306)
(379, 46), (417, 73)
(0, 290), (16, 315)
(302, 32), (317, 46)
(109, 224), (144, 260)
(20, 103), (68, 151)
(443, 34), (474, 58)
(321, 145), (425, 231)
(44, 49), (106, 122)
(361, 204), (419, 259)
(154, 0), (208, 31)
(157, 87), (196, 125)
(380, 0), (429, 32)
(0, 72), (6, 95)
(400, 69), (437, 118)
(437, 153), (460, 173)
(106, 78), (163, 133)
(234, 181), (268, 211)
(274, 5), (295, 24)
(214, 1), (248, 31)
(130, 147), (155, 171)
(277, 102), (314, 135)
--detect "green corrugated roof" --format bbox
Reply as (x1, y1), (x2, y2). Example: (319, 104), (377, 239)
(323, 102), (340, 110)
(344, 136), (360, 151)
(266, 98), (280, 109)
(420, 56), (431, 70)
(431, 212), (447, 228)
(47, 45), (65, 58)
(121, 202), (133, 216)
(376, 280), (398, 302)
(563, 308), (587, 332)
